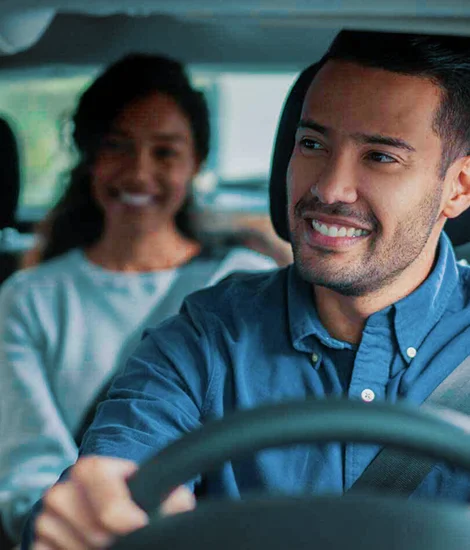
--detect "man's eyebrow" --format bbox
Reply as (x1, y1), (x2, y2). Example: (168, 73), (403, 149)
(297, 118), (328, 135)
(354, 133), (416, 153)
(297, 119), (416, 153)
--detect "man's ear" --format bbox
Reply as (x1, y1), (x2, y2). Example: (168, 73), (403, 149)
(442, 155), (470, 219)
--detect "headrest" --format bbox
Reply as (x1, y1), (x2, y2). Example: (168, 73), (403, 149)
(268, 63), (470, 248)
(269, 63), (320, 242)
(0, 116), (20, 229)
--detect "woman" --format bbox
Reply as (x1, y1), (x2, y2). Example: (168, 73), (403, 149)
(0, 53), (277, 546)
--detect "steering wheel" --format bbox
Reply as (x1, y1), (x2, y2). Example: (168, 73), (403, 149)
(110, 399), (470, 550)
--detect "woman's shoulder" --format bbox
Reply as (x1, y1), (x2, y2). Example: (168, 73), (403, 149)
(0, 249), (82, 300)
(214, 246), (277, 272)
(190, 245), (277, 289)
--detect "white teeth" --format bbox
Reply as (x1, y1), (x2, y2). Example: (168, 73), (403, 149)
(311, 219), (369, 238)
(120, 192), (153, 206)
(329, 226), (338, 237)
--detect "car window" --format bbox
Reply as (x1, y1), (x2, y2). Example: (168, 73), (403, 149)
(0, 72), (89, 221)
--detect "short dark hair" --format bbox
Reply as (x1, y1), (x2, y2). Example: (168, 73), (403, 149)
(269, 31), (470, 242)
(322, 30), (470, 176)
(38, 54), (210, 263)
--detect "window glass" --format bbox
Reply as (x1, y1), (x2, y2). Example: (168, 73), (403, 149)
(0, 74), (91, 219)
(216, 73), (297, 182)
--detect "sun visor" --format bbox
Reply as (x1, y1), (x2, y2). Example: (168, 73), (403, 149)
(0, 9), (55, 54)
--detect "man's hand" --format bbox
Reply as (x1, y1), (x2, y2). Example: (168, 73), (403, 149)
(32, 456), (195, 550)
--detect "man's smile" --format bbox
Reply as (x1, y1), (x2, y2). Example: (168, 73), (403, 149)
(302, 214), (373, 250)
(311, 218), (370, 238)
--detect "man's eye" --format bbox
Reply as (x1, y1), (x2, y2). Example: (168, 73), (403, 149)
(367, 151), (397, 163)
(299, 138), (325, 151)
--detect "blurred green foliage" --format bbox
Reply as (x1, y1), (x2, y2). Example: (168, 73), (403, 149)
(0, 74), (91, 209)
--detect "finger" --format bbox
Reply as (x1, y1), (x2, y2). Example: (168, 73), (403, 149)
(42, 481), (114, 548)
(32, 543), (55, 550)
(71, 457), (148, 536)
(35, 510), (90, 550)
(160, 486), (196, 516)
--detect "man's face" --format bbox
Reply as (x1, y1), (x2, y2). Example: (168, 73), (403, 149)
(287, 60), (449, 296)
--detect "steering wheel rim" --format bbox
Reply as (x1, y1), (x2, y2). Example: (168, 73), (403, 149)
(112, 493), (470, 550)
(126, 398), (470, 512)
(110, 399), (470, 549)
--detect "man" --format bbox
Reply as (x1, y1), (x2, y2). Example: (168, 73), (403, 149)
(27, 29), (470, 549)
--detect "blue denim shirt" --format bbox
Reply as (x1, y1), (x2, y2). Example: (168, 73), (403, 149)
(22, 233), (470, 547)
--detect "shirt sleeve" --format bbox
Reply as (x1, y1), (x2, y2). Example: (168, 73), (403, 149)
(80, 296), (214, 464)
(0, 276), (78, 542)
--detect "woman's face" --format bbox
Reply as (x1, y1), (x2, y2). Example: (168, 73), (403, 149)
(90, 91), (200, 235)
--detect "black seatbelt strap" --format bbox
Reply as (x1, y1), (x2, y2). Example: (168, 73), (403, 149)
(348, 356), (470, 495)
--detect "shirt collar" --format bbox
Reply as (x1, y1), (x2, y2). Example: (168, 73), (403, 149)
(287, 232), (458, 356)
(393, 232), (458, 361)
(287, 265), (356, 352)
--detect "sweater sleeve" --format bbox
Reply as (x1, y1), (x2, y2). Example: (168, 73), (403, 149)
(0, 274), (77, 543)
(21, 292), (217, 549)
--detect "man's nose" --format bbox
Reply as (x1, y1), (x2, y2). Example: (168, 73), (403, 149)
(310, 155), (358, 205)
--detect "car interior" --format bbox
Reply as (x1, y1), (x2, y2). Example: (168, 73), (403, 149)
(1, 1), (470, 282)
(2, 1), (470, 549)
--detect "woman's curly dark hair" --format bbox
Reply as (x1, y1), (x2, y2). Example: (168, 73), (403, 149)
(36, 53), (210, 263)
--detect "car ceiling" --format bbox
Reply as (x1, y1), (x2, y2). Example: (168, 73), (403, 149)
(0, 1), (469, 71)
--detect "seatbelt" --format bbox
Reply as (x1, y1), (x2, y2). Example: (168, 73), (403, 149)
(348, 355), (470, 495)
(73, 251), (227, 447)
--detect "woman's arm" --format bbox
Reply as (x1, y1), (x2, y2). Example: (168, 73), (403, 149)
(0, 276), (78, 543)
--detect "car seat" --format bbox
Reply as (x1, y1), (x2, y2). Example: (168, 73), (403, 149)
(0, 115), (22, 284)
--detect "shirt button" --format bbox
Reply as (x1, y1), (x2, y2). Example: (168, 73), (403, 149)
(361, 389), (375, 402)
(406, 347), (417, 359)
(311, 353), (319, 363)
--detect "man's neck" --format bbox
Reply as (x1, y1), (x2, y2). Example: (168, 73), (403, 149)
(313, 243), (439, 345)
